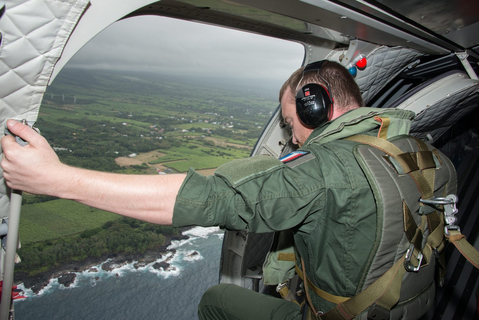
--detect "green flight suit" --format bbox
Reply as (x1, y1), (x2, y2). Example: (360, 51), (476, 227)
(173, 108), (415, 319)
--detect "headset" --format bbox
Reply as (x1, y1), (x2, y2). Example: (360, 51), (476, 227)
(295, 60), (333, 127)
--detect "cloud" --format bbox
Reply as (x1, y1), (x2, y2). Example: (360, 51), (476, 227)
(66, 16), (304, 88)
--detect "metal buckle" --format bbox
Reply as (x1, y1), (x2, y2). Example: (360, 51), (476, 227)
(276, 281), (287, 293)
(419, 195), (457, 206)
(420, 194), (460, 236)
(445, 224), (461, 236)
(404, 243), (423, 272)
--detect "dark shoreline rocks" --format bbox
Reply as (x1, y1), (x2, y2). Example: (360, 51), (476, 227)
(15, 232), (190, 294)
(58, 273), (76, 287)
(152, 261), (172, 271)
(186, 251), (199, 259)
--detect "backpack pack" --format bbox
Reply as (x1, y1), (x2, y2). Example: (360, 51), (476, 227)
(267, 114), (479, 320)
(332, 132), (457, 320)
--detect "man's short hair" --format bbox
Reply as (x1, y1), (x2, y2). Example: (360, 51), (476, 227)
(279, 60), (364, 112)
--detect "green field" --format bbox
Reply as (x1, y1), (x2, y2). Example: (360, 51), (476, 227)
(19, 199), (121, 244)
(150, 141), (250, 171)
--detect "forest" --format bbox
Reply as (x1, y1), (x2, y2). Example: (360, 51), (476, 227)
(17, 218), (180, 275)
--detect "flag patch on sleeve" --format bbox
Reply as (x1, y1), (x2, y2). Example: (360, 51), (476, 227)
(279, 151), (314, 168)
(280, 151), (309, 163)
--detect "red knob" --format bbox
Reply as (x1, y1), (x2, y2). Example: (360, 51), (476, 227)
(356, 57), (367, 69)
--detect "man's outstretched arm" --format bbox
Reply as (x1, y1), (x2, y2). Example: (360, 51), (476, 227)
(1, 120), (186, 225)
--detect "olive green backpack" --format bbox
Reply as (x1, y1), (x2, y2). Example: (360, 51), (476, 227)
(313, 131), (479, 320)
(265, 114), (479, 320)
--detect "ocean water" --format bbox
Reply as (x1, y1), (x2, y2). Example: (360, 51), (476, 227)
(14, 227), (224, 320)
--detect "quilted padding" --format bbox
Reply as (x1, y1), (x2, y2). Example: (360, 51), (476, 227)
(384, 71), (479, 142)
(410, 84), (479, 142)
(0, 0), (89, 218)
(355, 46), (424, 105)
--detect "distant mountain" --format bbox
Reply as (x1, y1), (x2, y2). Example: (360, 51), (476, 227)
(58, 68), (280, 102)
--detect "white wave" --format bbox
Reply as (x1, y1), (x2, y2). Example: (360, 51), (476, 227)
(148, 262), (181, 278)
(167, 227), (223, 250)
(131, 261), (151, 272)
(105, 261), (139, 277)
(168, 237), (195, 250)
(84, 266), (102, 275)
(73, 262), (110, 283)
(89, 278), (98, 287)
(15, 283), (32, 299)
(182, 250), (203, 262)
(85, 257), (143, 278)
(161, 251), (175, 261)
(183, 226), (222, 238)
(59, 279), (78, 290)
(149, 246), (204, 275)
(15, 283), (27, 293)
(36, 278), (58, 296)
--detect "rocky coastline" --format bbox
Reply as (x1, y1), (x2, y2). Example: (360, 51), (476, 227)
(15, 232), (190, 294)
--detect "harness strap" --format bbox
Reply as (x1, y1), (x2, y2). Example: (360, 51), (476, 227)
(277, 252), (350, 306)
(320, 256), (407, 320)
(277, 285), (301, 305)
(295, 264), (350, 305)
(403, 202), (417, 241)
(344, 134), (434, 199)
(413, 138), (448, 282)
(446, 230), (479, 269)
(274, 252), (301, 304)
(427, 211), (444, 250)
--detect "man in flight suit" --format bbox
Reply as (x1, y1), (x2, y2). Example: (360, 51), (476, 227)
(1, 61), (415, 319)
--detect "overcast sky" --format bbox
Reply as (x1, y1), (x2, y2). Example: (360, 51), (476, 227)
(65, 16), (304, 95)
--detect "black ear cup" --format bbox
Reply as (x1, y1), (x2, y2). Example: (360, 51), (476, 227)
(296, 83), (332, 127)
(295, 61), (333, 127)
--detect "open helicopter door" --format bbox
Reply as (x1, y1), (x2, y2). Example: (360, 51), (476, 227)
(0, 1), (90, 317)
(0, 1), (159, 318)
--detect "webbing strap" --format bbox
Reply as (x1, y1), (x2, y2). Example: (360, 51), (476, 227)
(403, 202), (417, 242)
(427, 210), (446, 279)
(295, 264), (350, 304)
(277, 286), (301, 305)
(281, 251), (351, 305)
(412, 137), (436, 199)
(374, 116), (390, 140)
(345, 134), (434, 199)
(427, 212), (445, 251)
(446, 230), (479, 269)
(320, 257), (407, 320)
(349, 135), (407, 173)
(417, 151), (436, 170)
